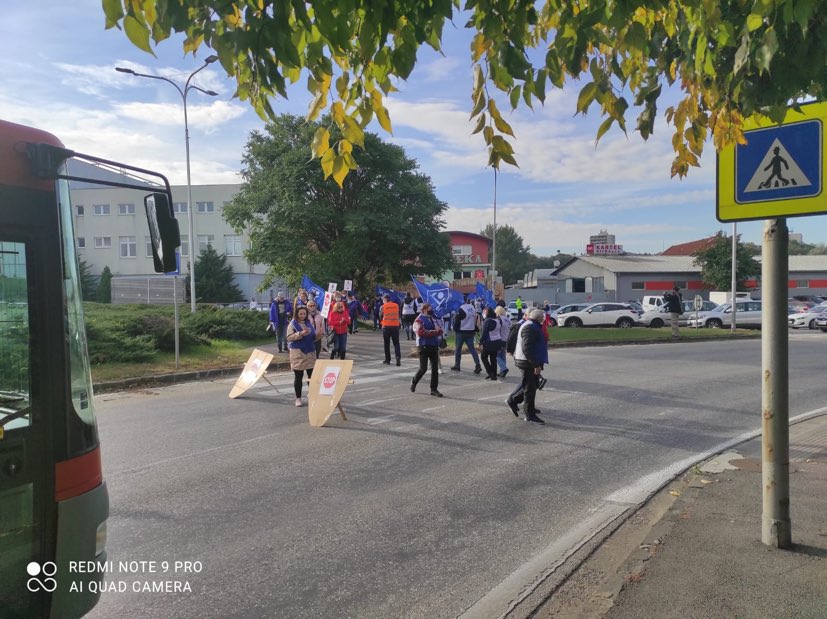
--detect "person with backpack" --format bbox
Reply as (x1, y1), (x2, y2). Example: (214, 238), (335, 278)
(450, 298), (482, 374)
(664, 286), (684, 338)
(479, 307), (502, 381)
(505, 308), (546, 424)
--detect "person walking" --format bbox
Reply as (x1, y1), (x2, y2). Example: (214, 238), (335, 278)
(515, 295), (525, 321)
(286, 306), (316, 407)
(269, 291), (293, 353)
(379, 293), (402, 366)
(372, 295), (383, 330)
(506, 308), (546, 424)
(410, 302), (444, 397)
(401, 292), (417, 340)
(494, 305), (510, 377)
(479, 307), (502, 381)
(306, 299), (325, 358)
(664, 286), (684, 338)
(450, 298), (482, 373)
(327, 300), (351, 359)
(347, 294), (361, 334)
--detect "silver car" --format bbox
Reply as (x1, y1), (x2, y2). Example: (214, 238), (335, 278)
(686, 300), (763, 328)
(640, 300), (718, 328)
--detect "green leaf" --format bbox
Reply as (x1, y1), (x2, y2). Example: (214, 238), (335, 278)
(509, 86), (521, 109)
(102, 0), (124, 29)
(746, 14), (764, 31)
(483, 126), (494, 145)
(576, 82), (597, 114)
(124, 15), (154, 55)
(471, 113), (487, 134)
(470, 90), (486, 118)
(595, 116), (614, 143)
(733, 36), (750, 74)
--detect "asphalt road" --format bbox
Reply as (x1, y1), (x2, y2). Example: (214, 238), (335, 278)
(87, 329), (827, 618)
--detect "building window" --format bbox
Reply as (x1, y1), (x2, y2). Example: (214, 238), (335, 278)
(197, 234), (214, 253)
(94, 236), (111, 249)
(452, 245), (472, 256)
(180, 235), (189, 257)
(796, 280), (809, 288)
(225, 235), (243, 256)
(174, 202), (188, 214)
(631, 281), (644, 290)
(93, 204), (110, 216)
(145, 236), (153, 258)
(118, 203), (136, 215)
(674, 280), (687, 289)
(452, 271), (472, 279)
(196, 201), (214, 213)
(119, 236), (137, 258)
(77, 237), (85, 249)
(76, 205), (84, 216)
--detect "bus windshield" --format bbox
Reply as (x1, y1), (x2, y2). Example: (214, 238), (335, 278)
(0, 240), (30, 432)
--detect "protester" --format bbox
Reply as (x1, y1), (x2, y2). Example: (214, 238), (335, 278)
(379, 293), (402, 366)
(410, 302), (444, 397)
(347, 294), (361, 334)
(479, 307), (502, 381)
(401, 292), (417, 340)
(450, 298), (482, 373)
(294, 289), (309, 309)
(327, 300), (351, 359)
(306, 300), (325, 358)
(286, 306), (316, 407)
(373, 295), (383, 330)
(494, 305), (510, 377)
(269, 291), (293, 353)
(506, 308), (546, 424)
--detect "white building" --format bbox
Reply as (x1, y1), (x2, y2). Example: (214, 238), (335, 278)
(69, 181), (282, 303)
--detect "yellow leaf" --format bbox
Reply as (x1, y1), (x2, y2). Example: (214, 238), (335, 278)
(342, 116), (365, 147)
(669, 490), (681, 497)
(470, 90), (486, 118)
(337, 139), (352, 155)
(493, 114), (514, 137)
(320, 148), (335, 178)
(311, 127), (330, 159)
(343, 151), (359, 170)
(471, 114), (486, 135)
(332, 155), (348, 187)
(307, 92), (326, 121)
(331, 101), (345, 124)
(375, 105), (393, 133)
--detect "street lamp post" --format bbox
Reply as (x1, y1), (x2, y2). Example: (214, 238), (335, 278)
(116, 56), (219, 312)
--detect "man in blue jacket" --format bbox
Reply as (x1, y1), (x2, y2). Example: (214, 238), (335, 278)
(269, 291), (293, 353)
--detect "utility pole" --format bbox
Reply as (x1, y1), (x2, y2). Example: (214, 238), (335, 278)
(761, 217), (791, 548)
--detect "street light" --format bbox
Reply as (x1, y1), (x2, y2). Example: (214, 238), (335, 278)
(116, 55), (219, 312)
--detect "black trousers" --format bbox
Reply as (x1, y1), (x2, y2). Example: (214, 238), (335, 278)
(481, 348), (498, 379)
(382, 326), (401, 361)
(518, 366), (539, 414)
(293, 368), (313, 398)
(413, 345), (439, 391)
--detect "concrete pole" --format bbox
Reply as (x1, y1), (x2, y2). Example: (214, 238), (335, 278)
(731, 222), (737, 331)
(761, 217), (791, 548)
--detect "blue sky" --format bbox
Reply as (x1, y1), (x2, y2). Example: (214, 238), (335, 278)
(3, 1), (822, 256)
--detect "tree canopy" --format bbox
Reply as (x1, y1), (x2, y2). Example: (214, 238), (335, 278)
(105, 1), (827, 184)
(692, 232), (760, 291)
(480, 223), (531, 285)
(222, 114), (455, 292)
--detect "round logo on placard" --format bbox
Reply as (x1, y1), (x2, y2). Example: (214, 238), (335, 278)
(323, 373), (337, 389)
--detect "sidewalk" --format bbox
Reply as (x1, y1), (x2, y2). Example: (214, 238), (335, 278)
(530, 412), (827, 618)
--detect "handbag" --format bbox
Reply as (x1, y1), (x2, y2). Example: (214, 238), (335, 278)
(438, 338), (447, 349)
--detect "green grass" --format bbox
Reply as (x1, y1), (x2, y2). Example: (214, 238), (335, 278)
(547, 325), (761, 343)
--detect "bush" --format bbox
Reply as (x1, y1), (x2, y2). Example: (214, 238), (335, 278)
(183, 306), (268, 341)
(124, 313), (207, 352)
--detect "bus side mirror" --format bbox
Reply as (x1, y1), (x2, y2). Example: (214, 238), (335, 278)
(144, 193), (181, 273)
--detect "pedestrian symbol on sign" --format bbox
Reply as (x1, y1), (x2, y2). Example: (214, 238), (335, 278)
(744, 139), (811, 193)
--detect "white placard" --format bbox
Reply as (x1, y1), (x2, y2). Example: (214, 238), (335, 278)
(318, 365), (342, 396)
(343, 279), (353, 291)
(328, 282), (338, 292)
(320, 291), (333, 318)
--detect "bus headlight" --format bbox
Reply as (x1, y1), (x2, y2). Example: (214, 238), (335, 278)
(95, 521), (108, 556)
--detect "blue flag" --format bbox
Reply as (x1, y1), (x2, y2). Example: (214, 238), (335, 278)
(375, 285), (405, 306)
(411, 278), (464, 317)
(475, 282), (496, 309)
(301, 275), (326, 307)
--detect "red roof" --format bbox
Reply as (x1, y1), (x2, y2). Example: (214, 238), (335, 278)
(661, 236), (718, 256)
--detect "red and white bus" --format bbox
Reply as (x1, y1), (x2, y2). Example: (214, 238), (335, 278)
(0, 119), (179, 617)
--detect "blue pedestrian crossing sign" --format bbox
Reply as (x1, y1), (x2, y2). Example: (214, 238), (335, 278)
(718, 101), (827, 222)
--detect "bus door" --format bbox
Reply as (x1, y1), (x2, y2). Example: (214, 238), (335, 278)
(0, 183), (62, 617)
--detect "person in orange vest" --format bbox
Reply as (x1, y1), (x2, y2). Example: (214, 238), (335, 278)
(379, 293), (402, 366)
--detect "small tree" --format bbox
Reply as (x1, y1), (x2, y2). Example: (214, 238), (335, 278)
(77, 259), (97, 301)
(692, 233), (760, 292)
(95, 266), (112, 303)
(191, 246), (244, 303)
(480, 224), (531, 285)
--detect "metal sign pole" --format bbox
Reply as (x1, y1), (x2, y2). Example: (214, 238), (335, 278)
(174, 275), (180, 368)
(761, 217), (791, 548)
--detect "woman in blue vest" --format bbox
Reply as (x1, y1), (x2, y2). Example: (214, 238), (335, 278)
(286, 306), (316, 407)
(410, 303), (444, 397)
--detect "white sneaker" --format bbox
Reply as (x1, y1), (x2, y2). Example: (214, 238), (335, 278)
(438, 370), (444, 375)
(295, 398), (303, 407)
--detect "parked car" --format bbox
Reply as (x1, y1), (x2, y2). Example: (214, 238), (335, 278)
(790, 294), (824, 306)
(641, 295), (666, 313)
(549, 303), (591, 327)
(686, 300), (763, 328)
(788, 298), (816, 313)
(788, 305), (827, 329)
(558, 302), (640, 328)
(506, 301), (526, 320)
(639, 299), (718, 328)
(815, 313), (827, 332)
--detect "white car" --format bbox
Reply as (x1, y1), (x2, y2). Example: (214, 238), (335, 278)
(788, 305), (827, 329)
(549, 303), (591, 327)
(558, 302), (640, 328)
(640, 300), (718, 328)
(687, 300), (763, 328)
